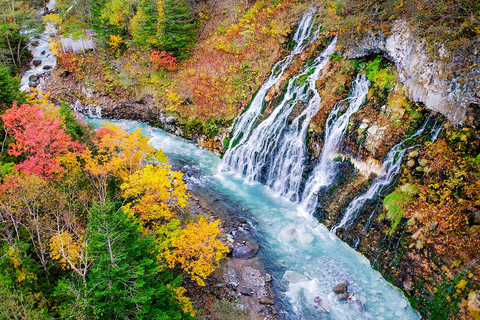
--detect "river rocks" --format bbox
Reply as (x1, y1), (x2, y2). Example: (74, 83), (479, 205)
(41, 50), (46, 55)
(258, 296), (275, 305)
(240, 287), (255, 296)
(43, 65), (52, 70)
(333, 281), (348, 294)
(29, 74), (38, 82)
(32, 60), (42, 67)
(31, 41), (39, 47)
(232, 243), (260, 259)
(28, 80), (39, 87)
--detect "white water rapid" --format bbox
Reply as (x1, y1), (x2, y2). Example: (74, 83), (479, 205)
(20, 0), (57, 91)
(331, 119), (431, 234)
(300, 75), (370, 212)
(222, 6), (320, 176)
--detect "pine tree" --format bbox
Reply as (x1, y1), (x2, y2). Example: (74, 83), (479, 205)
(83, 202), (189, 319)
(131, 0), (164, 48)
(0, 67), (21, 108)
(161, 0), (196, 59)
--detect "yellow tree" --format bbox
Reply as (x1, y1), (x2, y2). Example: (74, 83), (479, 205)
(121, 163), (188, 225)
(82, 122), (164, 203)
(163, 216), (229, 286)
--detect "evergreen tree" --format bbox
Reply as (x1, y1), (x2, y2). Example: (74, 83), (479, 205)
(131, 0), (163, 48)
(56, 202), (190, 319)
(161, 0), (196, 59)
(0, 67), (22, 109)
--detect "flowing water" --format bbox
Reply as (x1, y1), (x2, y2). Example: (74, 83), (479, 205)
(87, 118), (419, 320)
(331, 119), (431, 234)
(222, 38), (336, 202)
(20, 0), (57, 91)
(300, 75), (370, 212)
(222, 7), (320, 172)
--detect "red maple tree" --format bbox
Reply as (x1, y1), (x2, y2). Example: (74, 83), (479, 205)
(2, 102), (84, 179)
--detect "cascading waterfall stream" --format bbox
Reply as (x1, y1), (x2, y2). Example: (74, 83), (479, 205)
(331, 119), (432, 234)
(222, 6), (319, 171)
(222, 38), (337, 201)
(300, 74), (370, 212)
(20, 0), (58, 91)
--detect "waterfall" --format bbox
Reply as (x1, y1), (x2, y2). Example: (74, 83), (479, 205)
(300, 75), (370, 211)
(222, 7), (319, 172)
(331, 119), (431, 234)
(222, 38), (336, 201)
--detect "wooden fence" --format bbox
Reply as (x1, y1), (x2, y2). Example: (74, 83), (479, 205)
(60, 32), (96, 54)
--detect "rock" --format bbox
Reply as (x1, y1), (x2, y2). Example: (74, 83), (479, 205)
(469, 211), (480, 225)
(314, 296), (330, 313)
(32, 60), (42, 66)
(41, 51), (46, 55)
(337, 292), (349, 301)
(28, 75), (38, 81)
(42, 65), (52, 70)
(165, 116), (177, 124)
(265, 273), (272, 282)
(232, 244), (259, 259)
(240, 287), (254, 296)
(28, 81), (39, 88)
(333, 282), (348, 294)
(258, 296), (275, 305)
(406, 159), (415, 168)
(31, 41), (39, 47)
(60, 70), (71, 78)
(408, 150), (419, 158)
(403, 281), (413, 291)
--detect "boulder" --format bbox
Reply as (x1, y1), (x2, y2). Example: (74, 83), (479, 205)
(240, 287), (255, 296)
(28, 74), (38, 82)
(258, 296), (274, 305)
(42, 65), (52, 70)
(28, 81), (39, 88)
(232, 244), (259, 259)
(32, 60), (42, 67)
(41, 50), (46, 55)
(333, 282), (348, 294)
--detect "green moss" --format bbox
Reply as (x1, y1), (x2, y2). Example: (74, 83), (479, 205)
(381, 183), (419, 236)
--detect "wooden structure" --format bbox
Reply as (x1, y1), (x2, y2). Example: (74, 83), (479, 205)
(60, 31), (96, 54)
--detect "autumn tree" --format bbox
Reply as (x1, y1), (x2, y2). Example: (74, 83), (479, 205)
(82, 122), (164, 203)
(55, 202), (193, 319)
(164, 216), (229, 286)
(1, 103), (84, 179)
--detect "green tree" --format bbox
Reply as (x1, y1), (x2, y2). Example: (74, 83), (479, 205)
(56, 202), (191, 319)
(131, 0), (163, 48)
(161, 0), (195, 59)
(0, 67), (22, 108)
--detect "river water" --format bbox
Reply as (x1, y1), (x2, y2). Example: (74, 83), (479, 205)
(87, 118), (420, 320)
(20, 0), (57, 91)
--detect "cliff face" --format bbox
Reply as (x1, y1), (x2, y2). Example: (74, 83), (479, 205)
(343, 20), (480, 126)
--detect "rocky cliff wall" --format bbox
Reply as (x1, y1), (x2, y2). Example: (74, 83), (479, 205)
(343, 20), (480, 126)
